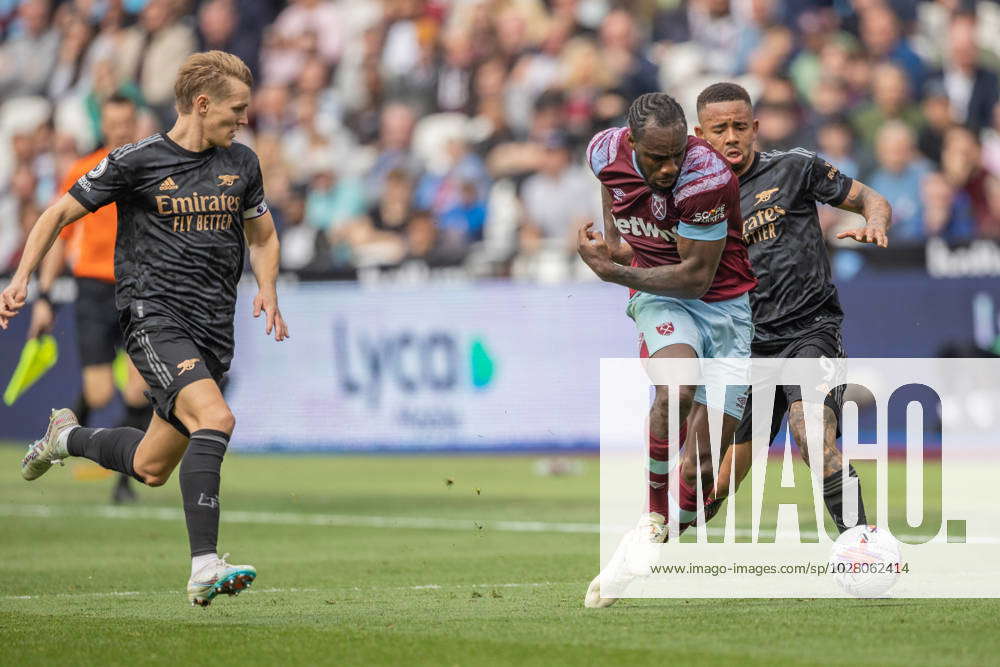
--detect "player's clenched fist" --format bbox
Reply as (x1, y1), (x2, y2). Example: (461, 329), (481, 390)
(577, 222), (615, 280)
(0, 280), (28, 330)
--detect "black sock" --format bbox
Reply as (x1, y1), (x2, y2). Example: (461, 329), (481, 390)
(120, 403), (153, 432)
(823, 465), (867, 533)
(73, 395), (92, 427)
(180, 429), (229, 557)
(67, 427), (144, 482)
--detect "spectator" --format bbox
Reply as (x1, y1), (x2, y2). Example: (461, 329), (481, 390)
(415, 136), (490, 219)
(807, 76), (851, 131)
(931, 12), (1000, 133)
(116, 0), (196, 126)
(857, 2), (926, 97)
(0, 164), (38, 272)
(918, 81), (955, 166)
(868, 121), (933, 243)
(558, 36), (615, 141)
(519, 133), (591, 253)
(303, 158), (366, 265)
(349, 167), (413, 266)
(817, 117), (861, 181)
(196, 0), (270, 79)
(264, 0), (343, 85)
(755, 78), (808, 151)
(366, 102), (418, 201)
(47, 8), (93, 100)
(435, 28), (476, 114)
(2, 0), (999, 281)
(278, 186), (329, 273)
(0, 0), (58, 98)
(940, 124), (1000, 239)
(598, 10), (658, 103)
(982, 101), (1000, 178)
(851, 63), (924, 155)
(922, 171), (976, 242)
(405, 210), (465, 267)
(654, 0), (742, 76)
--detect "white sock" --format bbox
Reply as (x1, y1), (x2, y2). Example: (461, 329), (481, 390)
(56, 425), (79, 456)
(191, 553), (218, 577)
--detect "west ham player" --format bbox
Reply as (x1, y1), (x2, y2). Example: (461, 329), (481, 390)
(0, 51), (289, 606)
(693, 82), (891, 531)
(578, 93), (756, 607)
(27, 94), (152, 505)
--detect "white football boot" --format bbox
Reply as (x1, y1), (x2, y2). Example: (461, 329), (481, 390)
(636, 512), (668, 543)
(20, 408), (78, 481)
(187, 554), (257, 607)
(584, 527), (645, 608)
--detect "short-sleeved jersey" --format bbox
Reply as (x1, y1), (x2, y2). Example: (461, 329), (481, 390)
(737, 149), (853, 346)
(68, 133), (268, 365)
(586, 128), (756, 302)
(58, 147), (117, 283)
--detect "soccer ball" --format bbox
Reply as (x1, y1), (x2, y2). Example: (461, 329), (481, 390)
(828, 525), (902, 598)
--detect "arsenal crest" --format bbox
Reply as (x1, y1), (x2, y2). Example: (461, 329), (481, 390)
(651, 194), (666, 221)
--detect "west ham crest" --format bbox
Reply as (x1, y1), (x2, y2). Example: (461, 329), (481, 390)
(651, 194), (666, 221)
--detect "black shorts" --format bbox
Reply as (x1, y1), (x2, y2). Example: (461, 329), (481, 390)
(734, 326), (846, 445)
(74, 278), (121, 366)
(122, 316), (227, 437)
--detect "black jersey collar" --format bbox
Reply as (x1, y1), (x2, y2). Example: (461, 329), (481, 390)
(739, 152), (761, 183)
(161, 132), (217, 158)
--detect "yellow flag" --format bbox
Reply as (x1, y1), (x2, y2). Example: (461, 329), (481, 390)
(3, 335), (58, 406)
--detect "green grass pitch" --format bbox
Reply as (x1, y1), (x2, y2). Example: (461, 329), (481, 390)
(0, 447), (997, 666)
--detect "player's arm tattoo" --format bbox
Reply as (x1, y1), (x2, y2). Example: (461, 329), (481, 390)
(834, 180), (891, 248)
(788, 402), (842, 479)
(837, 180), (890, 223)
(601, 187), (634, 265)
(601, 235), (725, 299)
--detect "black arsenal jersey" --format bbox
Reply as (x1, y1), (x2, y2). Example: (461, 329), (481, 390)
(68, 133), (268, 366)
(738, 148), (853, 347)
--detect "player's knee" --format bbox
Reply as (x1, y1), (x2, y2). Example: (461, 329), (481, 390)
(196, 404), (235, 435)
(652, 385), (695, 416)
(134, 462), (171, 487)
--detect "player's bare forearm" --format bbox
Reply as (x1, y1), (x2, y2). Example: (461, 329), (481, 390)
(36, 238), (67, 293)
(245, 211), (280, 293)
(578, 224), (723, 299)
(602, 262), (707, 298)
(835, 180), (891, 247)
(245, 211), (289, 341)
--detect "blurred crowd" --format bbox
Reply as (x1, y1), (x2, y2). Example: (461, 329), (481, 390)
(1, 0), (1000, 282)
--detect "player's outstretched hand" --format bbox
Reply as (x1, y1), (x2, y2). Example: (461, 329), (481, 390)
(836, 223), (888, 248)
(252, 290), (290, 342)
(0, 279), (28, 331)
(577, 222), (614, 279)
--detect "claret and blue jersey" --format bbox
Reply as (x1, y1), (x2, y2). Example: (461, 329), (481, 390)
(586, 126), (757, 302)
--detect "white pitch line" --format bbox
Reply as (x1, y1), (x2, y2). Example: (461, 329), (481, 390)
(1, 583), (561, 602)
(0, 503), (994, 544)
(0, 503), (599, 534)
